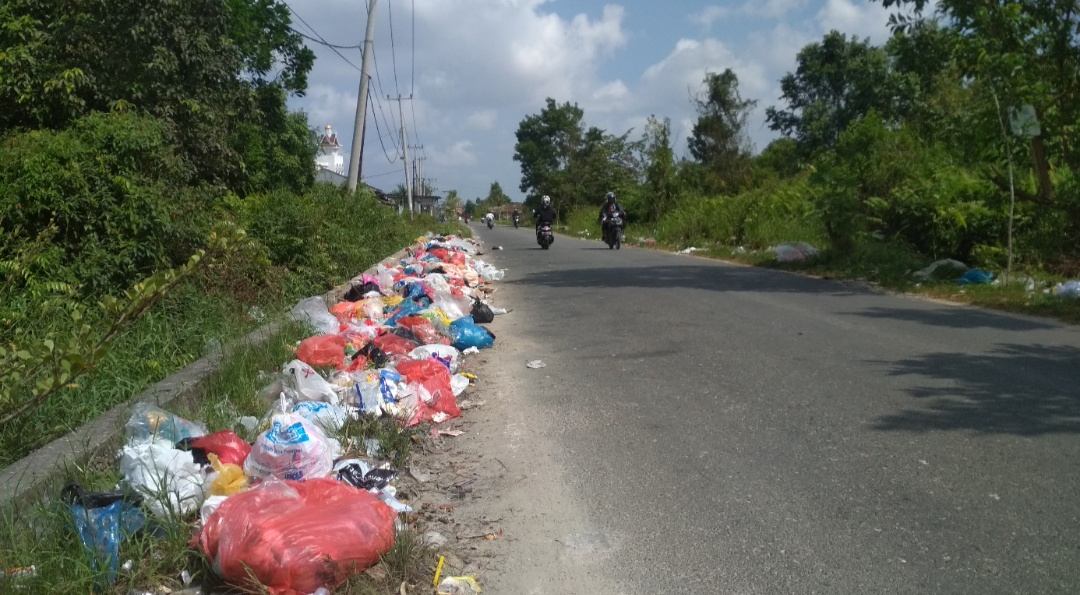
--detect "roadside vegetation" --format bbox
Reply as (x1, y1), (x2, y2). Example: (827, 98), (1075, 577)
(513, 2), (1080, 322)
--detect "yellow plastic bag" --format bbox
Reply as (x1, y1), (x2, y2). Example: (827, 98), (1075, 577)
(381, 295), (404, 307)
(209, 453), (248, 496)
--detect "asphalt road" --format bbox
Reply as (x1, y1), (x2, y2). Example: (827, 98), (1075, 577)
(469, 222), (1080, 594)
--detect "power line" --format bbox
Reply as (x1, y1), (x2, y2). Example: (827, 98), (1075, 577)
(368, 89), (399, 164)
(289, 27), (362, 50)
(284, 2), (362, 71)
(387, 0), (402, 95)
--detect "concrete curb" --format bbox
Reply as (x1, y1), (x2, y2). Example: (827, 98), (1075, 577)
(0, 243), (419, 509)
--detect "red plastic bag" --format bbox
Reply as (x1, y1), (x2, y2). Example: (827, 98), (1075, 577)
(397, 358), (460, 421)
(296, 334), (347, 368)
(190, 430), (251, 466)
(197, 478), (397, 595)
(396, 316), (449, 346)
(373, 333), (418, 357)
(449, 252), (466, 266)
(344, 354), (369, 373)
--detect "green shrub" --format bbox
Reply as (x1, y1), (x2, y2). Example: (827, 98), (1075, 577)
(0, 112), (218, 295)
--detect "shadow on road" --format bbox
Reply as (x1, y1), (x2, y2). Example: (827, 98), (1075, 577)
(871, 343), (1080, 435)
(847, 306), (1058, 331)
(519, 264), (868, 296)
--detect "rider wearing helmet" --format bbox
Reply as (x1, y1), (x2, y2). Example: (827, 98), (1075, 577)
(598, 192), (625, 227)
(533, 195), (557, 232)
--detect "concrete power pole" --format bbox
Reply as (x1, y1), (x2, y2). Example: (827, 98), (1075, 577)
(346, 0), (378, 193)
(392, 95), (414, 214)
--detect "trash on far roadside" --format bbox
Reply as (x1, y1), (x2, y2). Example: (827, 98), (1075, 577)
(956, 269), (994, 286)
(913, 259), (968, 280)
(526, 360), (547, 369)
(770, 242), (819, 262)
(437, 576), (482, 595)
(1055, 280), (1080, 299)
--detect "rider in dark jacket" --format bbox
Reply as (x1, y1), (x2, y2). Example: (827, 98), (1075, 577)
(534, 195), (556, 230)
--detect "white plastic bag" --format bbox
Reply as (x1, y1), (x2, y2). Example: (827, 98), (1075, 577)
(245, 413), (335, 482)
(291, 401), (348, 434)
(119, 438), (206, 518)
(290, 296), (340, 335)
(354, 369), (403, 415)
(282, 359), (340, 405)
(407, 345), (462, 372)
(451, 374), (470, 397)
(1055, 280), (1080, 299)
(771, 242), (819, 262)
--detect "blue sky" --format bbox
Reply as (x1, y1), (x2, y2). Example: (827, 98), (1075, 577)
(287, 0), (905, 202)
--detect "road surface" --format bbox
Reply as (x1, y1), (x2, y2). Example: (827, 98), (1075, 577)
(454, 223), (1080, 594)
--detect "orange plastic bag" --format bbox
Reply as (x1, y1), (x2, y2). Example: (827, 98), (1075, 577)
(197, 478), (397, 595)
(397, 358), (460, 421)
(296, 334), (347, 368)
(372, 333), (418, 357)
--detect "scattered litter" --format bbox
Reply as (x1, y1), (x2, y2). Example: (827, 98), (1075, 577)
(3, 566), (36, 579)
(914, 259), (968, 280)
(439, 429), (464, 437)
(62, 484), (145, 587)
(364, 438), (382, 458)
(678, 247), (701, 254)
(245, 413), (336, 482)
(119, 438), (206, 518)
(236, 416), (258, 433)
(409, 468), (433, 483)
(290, 296), (341, 335)
(425, 531), (448, 547)
(125, 403), (207, 444)
(526, 360), (547, 369)
(437, 576), (482, 595)
(458, 399), (485, 410)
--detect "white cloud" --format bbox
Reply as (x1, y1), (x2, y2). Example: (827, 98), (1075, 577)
(429, 140), (478, 168)
(466, 110), (498, 131)
(815, 0), (893, 43)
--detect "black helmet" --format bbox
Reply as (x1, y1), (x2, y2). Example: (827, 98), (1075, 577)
(606, 192), (616, 202)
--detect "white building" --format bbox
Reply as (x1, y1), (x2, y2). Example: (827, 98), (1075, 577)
(315, 125), (344, 175)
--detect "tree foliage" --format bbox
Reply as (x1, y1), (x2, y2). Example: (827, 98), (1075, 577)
(688, 69), (757, 193)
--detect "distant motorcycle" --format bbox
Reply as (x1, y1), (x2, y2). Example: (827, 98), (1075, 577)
(513, 215), (520, 229)
(536, 223), (554, 249)
(602, 212), (624, 249)
(487, 218), (494, 230)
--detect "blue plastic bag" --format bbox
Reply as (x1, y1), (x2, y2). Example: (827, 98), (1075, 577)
(957, 269), (994, 285)
(449, 316), (495, 350)
(385, 300), (423, 327)
(65, 488), (146, 588)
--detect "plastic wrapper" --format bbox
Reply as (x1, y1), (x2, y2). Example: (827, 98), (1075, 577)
(282, 360), (340, 405)
(196, 478), (397, 595)
(119, 438), (207, 518)
(449, 317), (495, 350)
(407, 345), (462, 372)
(124, 403), (207, 444)
(290, 296), (340, 335)
(207, 453), (248, 496)
(437, 576), (482, 595)
(333, 459), (397, 490)
(296, 334), (347, 368)
(245, 413), (336, 482)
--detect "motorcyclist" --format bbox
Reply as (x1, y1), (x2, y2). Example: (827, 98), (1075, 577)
(598, 192), (626, 235)
(533, 195), (556, 234)
(512, 208), (521, 227)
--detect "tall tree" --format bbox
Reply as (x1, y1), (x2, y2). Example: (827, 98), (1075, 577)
(485, 182), (511, 206)
(688, 69), (757, 193)
(765, 31), (902, 156)
(640, 116), (680, 222)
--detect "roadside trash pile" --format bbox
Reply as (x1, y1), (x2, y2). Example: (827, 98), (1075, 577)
(770, 242), (819, 263)
(913, 258), (1080, 296)
(65, 234), (504, 595)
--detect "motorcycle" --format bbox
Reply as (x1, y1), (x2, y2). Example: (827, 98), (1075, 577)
(487, 218), (493, 230)
(513, 215), (520, 229)
(536, 223), (554, 249)
(602, 213), (624, 249)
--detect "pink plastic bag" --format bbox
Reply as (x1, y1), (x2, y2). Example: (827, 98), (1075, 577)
(296, 334), (347, 368)
(197, 478), (397, 595)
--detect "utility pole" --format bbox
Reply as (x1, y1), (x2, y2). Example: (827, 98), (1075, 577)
(391, 95), (414, 215)
(346, 0), (378, 193)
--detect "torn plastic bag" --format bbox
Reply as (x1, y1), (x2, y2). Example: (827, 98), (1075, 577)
(471, 299), (495, 324)
(196, 478), (397, 595)
(289, 296), (340, 335)
(63, 484), (146, 588)
(178, 430), (251, 467)
(124, 403), (207, 444)
(451, 374), (470, 397)
(282, 360), (340, 405)
(296, 334), (347, 368)
(354, 369), (402, 415)
(119, 438), (207, 518)
(245, 413), (336, 482)
(291, 400), (348, 434)
(449, 317), (495, 351)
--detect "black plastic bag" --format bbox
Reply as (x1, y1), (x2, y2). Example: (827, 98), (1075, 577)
(471, 299), (495, 324)
(336, 463), (398, 490)
(343, 282), (382, 302)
